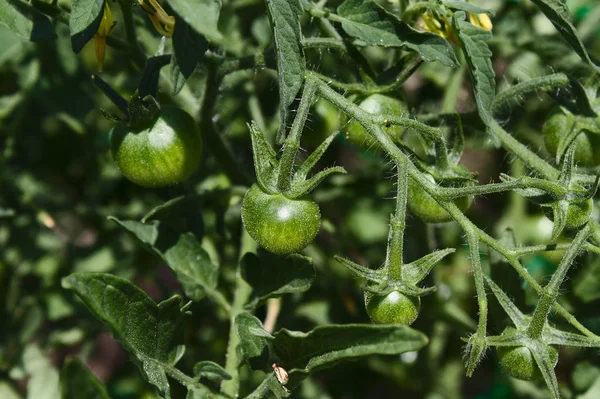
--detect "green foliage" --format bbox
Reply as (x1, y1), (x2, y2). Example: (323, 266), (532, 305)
(3, 0), (600, 398)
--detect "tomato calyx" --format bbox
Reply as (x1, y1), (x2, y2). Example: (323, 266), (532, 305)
(92, 55), (173, 129)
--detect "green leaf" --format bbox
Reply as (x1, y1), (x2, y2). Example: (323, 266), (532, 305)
(62, 273), (186, 399)
(335, 0), (458, 67)
(70, 0), (105, 53)
(452, 12), (495, 128)
(165, 0), (222, 42)
(60, 357), (111, 399)
(266, 0), (306, 144)
(442, 0), (490, 14)
(530, 0), (600, 72)
(192, 361), (231, 382)
(237, 313), (428, 389)
(235, 312), (275, 371)
(241, 252), (315, 309)
(170, 16), (208, 95)
(110, 217), (218, 302)
(0, 0), (56, 41)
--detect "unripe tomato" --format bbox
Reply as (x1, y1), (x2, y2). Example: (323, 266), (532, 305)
(364, 290), (420, 325)
(344, 94), (408, 150)
(497, 345), (558, 381)
(545, 199), (593, 230)
(110, 106), (202, 187)
(543, 110), (600, 167)
(241, 184), (321, 255)
(407, 175), (473, 223)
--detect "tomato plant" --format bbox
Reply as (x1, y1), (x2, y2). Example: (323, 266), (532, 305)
(110, 106), (202, 187)
(4, 1), (600, 399)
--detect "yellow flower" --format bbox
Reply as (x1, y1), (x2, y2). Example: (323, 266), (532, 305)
(469, 13), (493, 31)
(138, 0), (175, 37)
(94, 2), (115, 72)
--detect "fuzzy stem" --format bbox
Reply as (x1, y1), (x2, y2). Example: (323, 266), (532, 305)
(527, 225), (592, 339)
(386, 158), (409, 281)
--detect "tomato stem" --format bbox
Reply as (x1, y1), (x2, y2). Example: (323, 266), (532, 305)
(386, 158), (408, 281)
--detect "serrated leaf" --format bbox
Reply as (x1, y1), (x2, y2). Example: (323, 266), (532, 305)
(192, 361), (231, 382)
(273, 324), (428, 388)
(241, 252), (315, 309)
(265, 0), (306, 143)
(170, 16), (208, 95)
(60, 357), (111, 399)
(531, 0), (600, 73)
(0, 0), (56, 41)
(70, 0), (105, 53)
(165, 0), (222, 42)
(237, 314), (427, 389)
(235, 313), (275, 371)
(336, 0), (458, 67)
(62, 273), (186, 399)
(110, 218), (218, 301)
(442, 0), (490, 14)
(452, 12), (495, 128)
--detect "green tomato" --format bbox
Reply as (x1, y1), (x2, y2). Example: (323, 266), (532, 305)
(304, 98), (340, 148)
(543, 110), (600, 167)
(241, 184), (321, 255)
(344, 94), (408, 150)
(110, 106), (202, 187)
(407, 175), (473, 223)
(364, 290), (420, 325)
(497, 345), (558, 381)
(545, 199), (593, 230)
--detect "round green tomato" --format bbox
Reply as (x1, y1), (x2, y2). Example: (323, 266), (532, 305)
(344, 94), (408, 150)
(407, 175), (473, 223)
(545, 199), (593, 230)
(364, 290), (420, 325)
(304, 99), (340, 148)
(497, 345), (558, 381)
(110, 106), (202, 187)
(544, 111), (600, 167)
(241, 184), (321, 255)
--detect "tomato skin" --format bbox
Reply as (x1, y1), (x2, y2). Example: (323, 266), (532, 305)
(241, 184), (321, 255)
(407, 175), (473, 223)
(543, 111), (600, 167)
(344, 94), (408, 150)
(545, 199), (593, 230)
(497, 345), (558, 381)
(110, 106), (202, 187)
(364, 290), (420, 325)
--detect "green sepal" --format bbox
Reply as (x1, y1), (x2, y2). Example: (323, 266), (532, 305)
(529, 340), (560, 399)
(403, 248), (455, 285)
(334, 256), (384, 283)
(288, 166), (347, 198)
(363, 280), (437, 298)
(294, 131), (340, 182)
(483, 275), (528, 328)
(248, 121), (279, 193)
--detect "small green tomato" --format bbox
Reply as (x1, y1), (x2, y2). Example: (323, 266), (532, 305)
(364, 290), (421, 325)
(545, 199), (593, 230)
(344, 94), (408, 150)
(543, 110), (600, 167)
(110, 106), (202, 187)
(241, 184), (321, 255)
(497, 345), (558, 381)
(407, 175), (473, 223)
